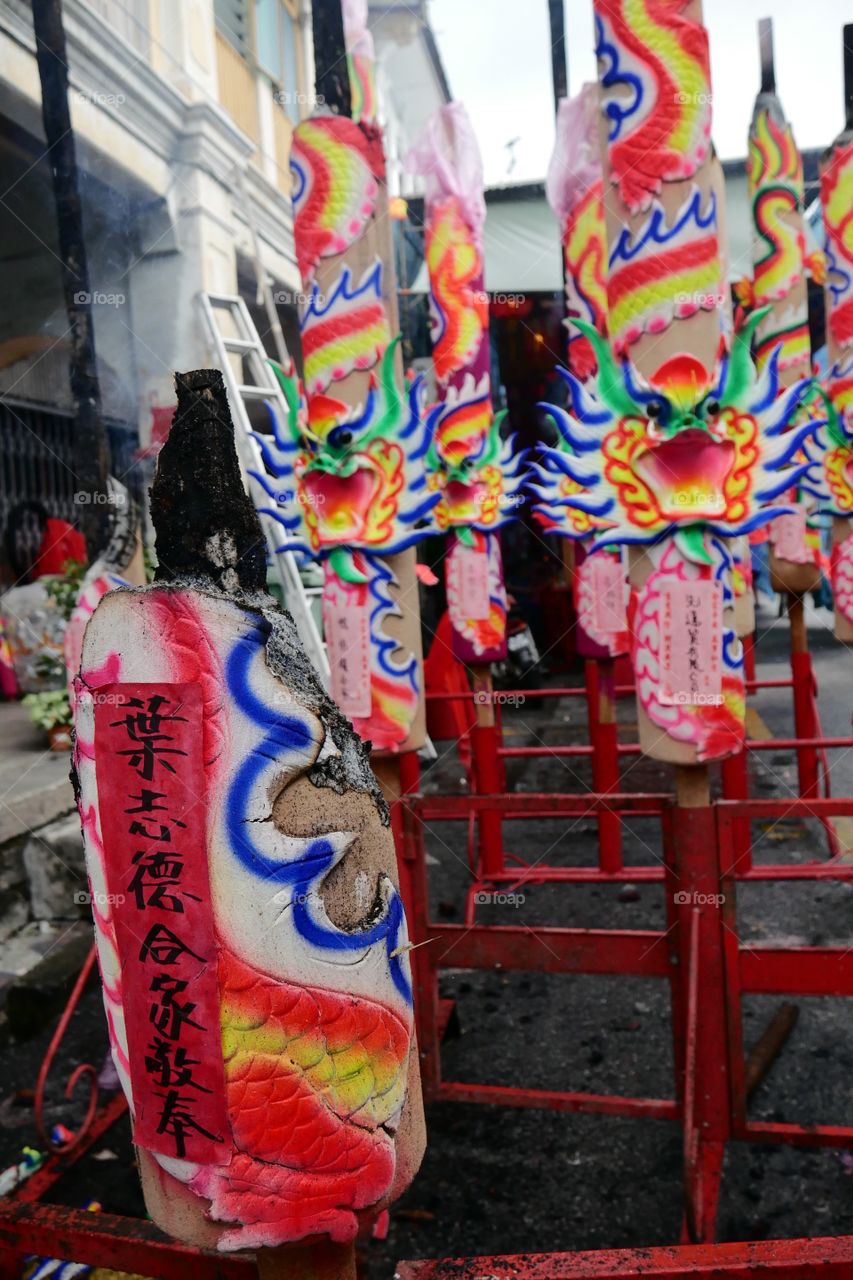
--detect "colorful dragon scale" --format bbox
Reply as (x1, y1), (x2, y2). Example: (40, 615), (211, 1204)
(606, 184), (724, 355)
(747, 105), (810, 371)
(250, 338), (438, 566)
(822, 139), (853, 354)
(291, 115), (379, 284)
(426, 195), (489, 388)
(532, 311), (824, 553)
(74, 586), (419, 1249)
(545, 86), (608, 381)
(300, 259), (391, 396)
(563, 180), (609, 380)
(593, 0), (712, 213)
(424, 376), (527, 536)
(631, 536), (745, 762)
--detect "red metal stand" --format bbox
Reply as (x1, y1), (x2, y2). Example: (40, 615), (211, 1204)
(399, 778), (853, 1254)
(396, 1236), (853, 1278)
(585, 660), (622, 872)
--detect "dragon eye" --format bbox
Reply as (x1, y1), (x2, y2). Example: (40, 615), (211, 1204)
(704, 398), (721, 417)
(329, 427), (353, 448)
(645, 400), (663, 421)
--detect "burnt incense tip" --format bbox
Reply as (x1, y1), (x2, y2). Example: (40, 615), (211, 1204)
(758, 18), (776, 94)
(150, 368), (267, 593)
(844, 24), (853, 130)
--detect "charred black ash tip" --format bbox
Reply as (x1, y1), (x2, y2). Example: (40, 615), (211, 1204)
(150, 369), (267, 593)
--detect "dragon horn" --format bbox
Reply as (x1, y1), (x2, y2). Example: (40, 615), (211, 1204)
(721, 305), (772, 405)
(268, 358), (315, 444)
(571, 319), (637, 418)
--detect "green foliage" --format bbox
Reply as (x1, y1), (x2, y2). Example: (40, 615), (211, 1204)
(22, 687), (72, 731)
(43, 559), (86, 621)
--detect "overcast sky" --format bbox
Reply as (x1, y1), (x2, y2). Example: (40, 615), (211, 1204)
(427, 0), (850, 186)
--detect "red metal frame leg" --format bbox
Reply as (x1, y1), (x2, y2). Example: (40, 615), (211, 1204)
(743, 632), (756, 684)
(586, 661), (623, 873)
(471, 723), (505, 879)
(672, 787), (730, 1243)
(788, 597), (819, 800)
(720, 749), (752, 874)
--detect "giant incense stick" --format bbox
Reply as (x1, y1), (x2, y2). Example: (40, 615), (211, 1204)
(258, 15), (435, 759)
(547, 0), (820, 765)
(742, 18), (825, 594)
(407, 103), (527, 714)
(818, 24), (853, 642)
(71, 371), (424, 1257)
(536, 83), (629, 661)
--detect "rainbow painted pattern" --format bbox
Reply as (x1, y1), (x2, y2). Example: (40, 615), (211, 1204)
(822, 140), (853, 354)
(594, 0), (712, 213)
(291, 116), (378, 283)
(747, 108), (810, 373)
(606, 185), (723, 356)
(563, 180), (609, 381)
(426, 196), (489, 386)
(301, 260), (390, 396)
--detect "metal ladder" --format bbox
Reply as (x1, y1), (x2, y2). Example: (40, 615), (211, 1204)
(200, 291), (329, 684)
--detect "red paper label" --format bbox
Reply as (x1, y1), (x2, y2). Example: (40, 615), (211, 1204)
(94, 683), (229, 1164)
(658, 581), (723, 706)
(326, 603), (372, 718)
(590, 555), (627, 635)
(771, 510), (811, 564)
(450, 546), (491, 622)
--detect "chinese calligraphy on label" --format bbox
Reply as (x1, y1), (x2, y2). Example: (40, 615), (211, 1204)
(771, 509), (812, 565)
(450, 545), (491, 623)
(94, 683), (229, 1164)
(589, 555), (627, 636)
(658, 581), (723, 706)
(326, 603), (372, 719)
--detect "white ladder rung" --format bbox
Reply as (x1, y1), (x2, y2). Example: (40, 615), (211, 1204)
(224, 338), (257, 353)
(237, 384), (277, 399)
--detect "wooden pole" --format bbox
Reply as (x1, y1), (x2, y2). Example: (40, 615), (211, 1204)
(31, 0), (110, 558)
(256, 1240), (357, 1280)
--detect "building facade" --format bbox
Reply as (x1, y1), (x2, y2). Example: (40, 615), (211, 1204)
(0, 0), (449, 563)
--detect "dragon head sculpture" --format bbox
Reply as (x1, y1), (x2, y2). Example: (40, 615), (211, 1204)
(250, 338), (437, 582)
(532, 308), (824, 562)
(423, 374), (527, 545)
